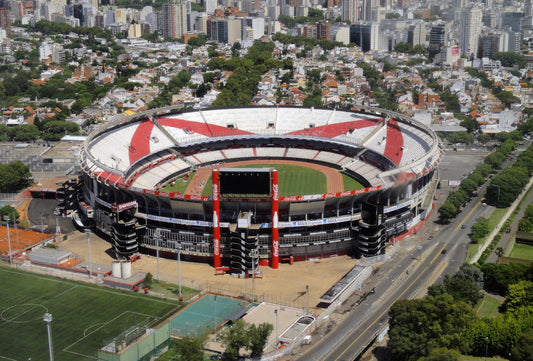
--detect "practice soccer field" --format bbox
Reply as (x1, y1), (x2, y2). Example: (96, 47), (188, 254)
(0, 266), (181, 361)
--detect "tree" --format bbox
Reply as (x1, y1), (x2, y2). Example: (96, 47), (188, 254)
(484, 152), (506, 169)
(502, 280), (533, 314)
(460, 178), (477, 197)
(496, 91), (520, 108)
(491, 52), (527, 68)
(249, 323), (274, 358)
(158, 336), (205, 361)
(219, 319), (273, 360)
(221, 319), (250, 360)
(0, 205), (19, 222)
(438, 201), (457, 223)
(456, 264), (484, 289)
(510, 332), (533, 361)
(428, 274), (483, 306)
(477, 133), (491, 144)
(481, 263), (529, 296)
(144, 272), (153, 287)
(0, 161), (32, 192)
(469, 217), (489, 243)
(447, 131), (475, 144)
(389, 294), (476, 361)
(13, 124), (40, 141)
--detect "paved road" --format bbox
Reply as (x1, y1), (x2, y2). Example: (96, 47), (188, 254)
(309, 200), (484, 361)
(296, 143), (531, 361)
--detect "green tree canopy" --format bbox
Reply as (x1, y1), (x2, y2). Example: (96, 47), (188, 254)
(481, 263), (530, 296)
(438, 201), (457, 223)
(469, 217), (490, 244)
(491, 52), (527, 68)
(0, 161), (32, 192)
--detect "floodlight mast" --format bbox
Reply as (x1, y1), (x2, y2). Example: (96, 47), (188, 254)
(43, 313), (54, 361)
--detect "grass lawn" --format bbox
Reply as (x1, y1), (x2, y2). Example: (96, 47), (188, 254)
(200, 163), (328, 197)
(467, 243), (480, 263)
(475, 293), (502, 318)
(161, 171), (196, 193)
(0, 266), (181, 361)
(509, 242), (533, 261)
(148, 279), (199, 301)
(342, 173), (364, 191)
(460, 356), (509, 361)
(486, 207), (508, 231)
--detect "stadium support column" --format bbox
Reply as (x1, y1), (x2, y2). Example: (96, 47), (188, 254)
(212, 169), (221, 268)
(271, 170), (279, 269)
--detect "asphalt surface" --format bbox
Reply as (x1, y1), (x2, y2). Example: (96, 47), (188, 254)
(294, 143), (532, 361)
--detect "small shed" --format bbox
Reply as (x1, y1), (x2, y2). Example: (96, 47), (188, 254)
(29, 248), (72, 265)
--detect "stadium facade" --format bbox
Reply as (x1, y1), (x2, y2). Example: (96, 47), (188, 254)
(60, 106), (442, 274)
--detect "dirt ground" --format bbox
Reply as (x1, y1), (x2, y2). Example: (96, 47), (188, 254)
(58, 230), (358, 313)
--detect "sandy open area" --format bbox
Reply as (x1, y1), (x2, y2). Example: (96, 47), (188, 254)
(58, 231), (358, 313)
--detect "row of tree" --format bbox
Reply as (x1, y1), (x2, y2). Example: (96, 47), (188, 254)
(389, 263), (533, 361)
(518, 203), (533, 232)
(438, 162), (492, 223)
(157, 319), (273, 360)
(486, 142), (533, 207)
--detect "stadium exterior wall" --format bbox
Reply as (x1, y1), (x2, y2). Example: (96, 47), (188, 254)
(65, 106), (442, 271)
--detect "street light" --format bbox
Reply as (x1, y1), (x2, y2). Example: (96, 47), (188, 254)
(43, 313), (54, 361)
(485, 336), (489, 360)
(85, 230), (92, 280)
(13, 211), (19, 249)
(213, 295), (217, 341)
(40, 213), (48, 234)
(306, 285), (310, 314)
(274, 309), (278, 348)
(4, 216), (11, 264)
(251, 248), (258, 302)
(154, 229), (162, 281)
(177, 244), (182, 300)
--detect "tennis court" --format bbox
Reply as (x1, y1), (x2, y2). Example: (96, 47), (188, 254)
(169, 294), (249, 337)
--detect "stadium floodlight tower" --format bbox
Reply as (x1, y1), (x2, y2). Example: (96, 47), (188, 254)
(3, 215), (11, 264)
(43, 312), (54, 361)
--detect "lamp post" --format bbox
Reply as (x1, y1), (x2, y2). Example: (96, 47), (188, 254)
(40, 213), (48, 233)
(154, 229), (162, 281)
(214, 295), (217, 341)
(43, 313), (54, 361)
(13, 212), (19, 249)
(306, 285), (310, 314)
(177, 244), (182, 299)
(4, 216), (11, 264)
(251, 248), (258, 302)
(274, 309), (278, 348)
(485, 336), (489, 360)
(85, 230), (92, 280)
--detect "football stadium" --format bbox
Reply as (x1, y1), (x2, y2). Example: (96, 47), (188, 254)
(61, 106), (442, 274)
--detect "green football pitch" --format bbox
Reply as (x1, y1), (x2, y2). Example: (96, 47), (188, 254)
(162, 164), (364, 196)
(0, 266), (181, 361)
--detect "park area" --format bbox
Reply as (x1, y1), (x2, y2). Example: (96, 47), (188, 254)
(0, 266), (181, 361)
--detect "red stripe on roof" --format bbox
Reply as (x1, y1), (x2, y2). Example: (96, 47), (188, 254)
(384, 120), (403, 166)
(287, 119), (380, 137)
(158, 117), (254, 137)
(129, 120), (155, 164)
